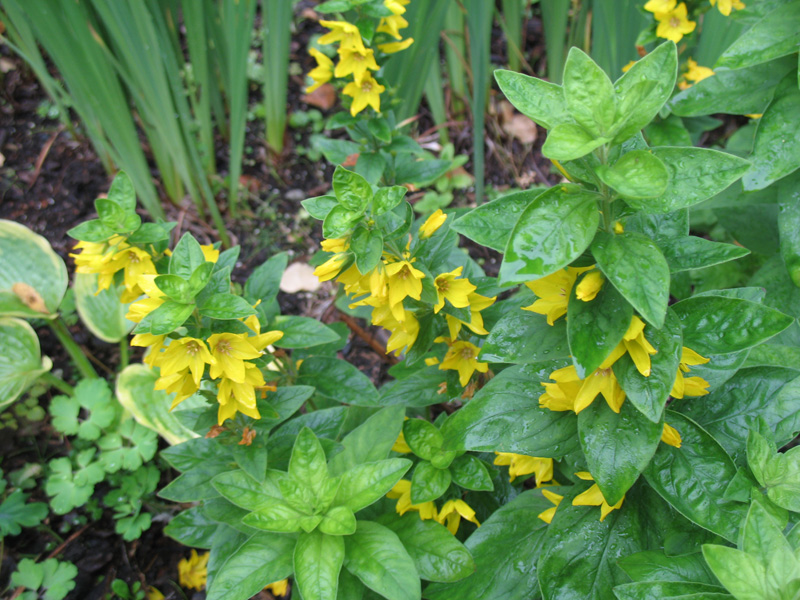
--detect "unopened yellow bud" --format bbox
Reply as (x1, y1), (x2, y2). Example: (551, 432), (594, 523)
(575, 271), (605, 302)
(419, 209), (447, 239)
(661, 423), (682, 448)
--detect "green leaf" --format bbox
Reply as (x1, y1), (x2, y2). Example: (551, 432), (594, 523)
(425, 490), (549, 600)
(52, 378), (116, 441)
(212, 469), (281, 512)
(379, 366), (448, 408)
(538, 493), (644, 600)
(441, 365), (579, 458)
(155, 274), (192, 304)
(328, 406), (405, 476)
(333, 166), (372, 213)
(73, 273), (134, 343)
(671, 296), (793, 355)
(542, 123), (608, 161)
(0, 220), (67, 318)
(612, 41), (677, 144)
(134, 300), (194, 335)
(592, 232), (670, 328)
(380, 515), (475, 584)
(333, 459), (412, 512)
(403, 419), (444, 461)
(579, 400), (664, 505)
(716, 1), (800, 70)
(644, 412), (747, 542)
(96, 197), (140, 233)
(481, 310), (570, 364)
(294, 531), (345, 600)
(0, 317), (52, 410)
(344, 521), (420, 600)
(66, 219), (114, 243)
(45, 452), (105, 515)
(674, 367), (800, 464)
(613, 309), (683, 423)
(243, 500), (306, 533)
(410, 462), (451, 504)
(319, 505), (357, 536)
(356, 152), (387, 185)
(596, 150), (669, 200)
(778, 174), (800, 288)
(106, 171), (136, 211)
(562, 47), (616, 137)
(350, 226), (383, 274)
(270, 315), (340, 348)
(197, 293), (256, 320)
(312, 135), (361, 164)
(613, 581), (731, 599)
(494, 70), (571, 129)
(372, 186), (407, 215)
(451, 188), (547, 252)
(290, 428), (330, 497)
(297, 357), (379, 406)
(742, 81), (800, 191)
(244, 252), (288, 305)
(740, 501), (799, 580)
(0, 490), (47, 537)
(169, 232), (207, 280)
(617, 550), (719, 585)
(449, 455), (493, 492)
(12, 558), (77, 600)
(126, 221), (174, 244)
(764, 446), (800, 512)
(660, 236), (750, 273)
(303, 195), (338, 220)
(500, 184), (600, 284)
(701, 545), (770, 600)
(567, 273), (632, 378)
(324, 204), (363, 239)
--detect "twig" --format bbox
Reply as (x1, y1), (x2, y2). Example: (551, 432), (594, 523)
(27, 125), (65, 189)
(336, 311), (398, 365)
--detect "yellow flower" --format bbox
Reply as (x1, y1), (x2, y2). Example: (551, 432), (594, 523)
(436, 499), (480, 535)
(385, 259), (425, 308)
(419, 209), (447, 239)
(130, 333), (166, 367)
(494, 452), (553, 484)
(201, 244), (220, 263)
(147, 587), (165, 600)
(392, 430), (411, 453)
(684, 58), (714, 83)
(321, 237), (349, 253)
(618, 316), (658, 377)
(387, 480), (438, 520)
(307, 48), (334, 93)
(155, 369), (200, 408)
(217, 363), (265, 424)
(670, 346), (710, 399)
(377, 13), (409, 40)
(106, 246), (157, 301)
(572, 472), (624, 521)
(654, 3), (696, 43)
(265, 579), (289, 597)
(540, 363), (626, 414)
(178, 550), (209, 591)
(342, 72), (385, 116)
(444, 292), (495, 339)
(372, 304), (420, 355)
(314, 253), (349, 282)
(710, 0), (745, 15)
(575, 270), (605, 302)
(661, 423), (682, 448)
(334, 47), (379, 83)
(538, 488), (564, 523)
(155, 337), (215, 386)
(522, 266), (592, 325)
(614, 221), (625, 234)
(71, 235), (129, 292)
(384, 0), (410, 16)
(318, 20), (365, 51)
(378, 38), (414, 54)
(439, 340), (488, 387)
(124, 275), (165, 323)
(644, 0), (676, 12)
(207, 332), (263, 383)
(433, 267), (476, 313)
(621, 60), (636, 73)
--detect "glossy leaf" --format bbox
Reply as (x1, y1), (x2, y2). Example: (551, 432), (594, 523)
(671, 296), (793, 355)
(333, 166), (372, 212)
(613, 309), (683, 423)
(333, 459), (412, 512)
(542, 123), (608, 162)
(290, 428), (330, 496)
(344, 521), (420, 600)
(0, 219), (67, 318)
(613, 581), (731, 599)
(778, 173), (800, 288)
(328, 405), (405, 476)
(73, 273), (134, 342)
(244, 252), (288, 305)
(644, 412), (747, 542)
(411, 462), (451, 504)
(500, 184), (600, 284)
(298, 356), (380, 406)
(596, 150), (669, 200)
(295, 530), (345, 600)
(372, 186), (407, 215)
(716, 1), (800, 70)
(562, 47), (616, 137)
(494, 70), (571, 129)
(0, 317), (52, 409)
(319, 506), (357, 536)
(404, 419), (443, 461)
(425, 490), (549, 600)
(212, 469), (282, 512)
(449, 455), (494, 492)
(243, 500), (306, 533)
(441, 364), (580, 458)
(579, 400), (664, 505)
(163, 507), (217, 549)
(481, 311), (570, 364)
(567, 274), (632, 378)
(660, 236), (750, 273)
(592, 232), (670, 328)
(617, 550), (719, 585)
(269, 315), (340, 348)
(197, 293), (256, 320)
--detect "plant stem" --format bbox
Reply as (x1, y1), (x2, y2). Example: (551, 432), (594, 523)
(38, 372), (74, 395)
(48, 317), (99, 380)
(119, 340), (129, 371)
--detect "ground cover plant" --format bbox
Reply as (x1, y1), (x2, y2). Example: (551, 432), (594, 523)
(1, 0), (800, 599)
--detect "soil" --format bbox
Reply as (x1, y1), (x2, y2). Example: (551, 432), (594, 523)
(0, 3), (553, 597)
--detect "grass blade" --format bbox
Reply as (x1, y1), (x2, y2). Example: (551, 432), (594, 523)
(263, 0), (292, 153)
(465, 0), (493, 204)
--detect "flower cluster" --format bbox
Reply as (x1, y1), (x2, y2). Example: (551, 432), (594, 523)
(387, 479), (481, 534)
(306, 0), (413, 115)
(314, 209), (495, 388)
(71, 235), (157, 302)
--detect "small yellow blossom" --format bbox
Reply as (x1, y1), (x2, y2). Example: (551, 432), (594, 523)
(155, 369), (200, 408)
(654, 3), (696, 43)
(334, 47), (379, 83)
(155, 337), (215, 387)
(265, 579), (289, 597)
(70, 235), (128, 292)
(200, 244), (220, 263)
(575, 270), (605, 302)
(107, 246), (157, 300)
(217, 363), (265, 424)
(178, 550), (209, 591)
(378, 38), (414, 54)
(439, 340), (488, 387)
(385, 259), (425, 308)
(661, 423), (682, 448)
(433, 267), (476, 313)
(444, 292), (495, 339)
(207, 332), (263, 383)
(671, 346), (710, 398)
(147, 587), (165, 600)
(342, 72), (385, 116)
(387, 480), (438, 520)
(392, 430), (411, 453)
(314, 253), (349, 282)
(321, 237), (349, 253)
(124, 275), (165, 323)
(644, 0), (676, 12)
(318, 20), (365, 50)
(540, 363), (626, 414)
(621, 60), (636, 73)
(522, 266), (592, 325)
(618, 316), (658, 377)
(130, 333), (166, 367)
(494, 452), (553, 484)
(419, 209), (447, 239)
(614, 221), (625, 234)
(710, 0), (745, 16)
(679, 58), (715, 90)
(307, 48), (334, 93)
(538, 488), (564, 523)
(572, 472), (624, 521)
(424, 357), (440, 366)
(376, 13), (409, 39)
(436, 499), (480, 535)
(385, 0), (410, 16)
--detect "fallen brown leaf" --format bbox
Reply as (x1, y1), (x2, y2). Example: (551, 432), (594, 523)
(301, 83), (337, 110)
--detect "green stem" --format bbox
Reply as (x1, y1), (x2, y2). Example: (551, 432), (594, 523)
(48, 318), (99, 380)
(38, 372), (75, 395)
(119, 340), (129, 371)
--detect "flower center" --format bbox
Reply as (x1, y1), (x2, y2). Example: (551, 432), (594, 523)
(361, 81), (372, 93)
(216, 340), (232, 356)
(437, 279), (450, 293)
(460, 347), (475, 360)
(670, 16), (680, 27)
(185, 342), (200, 356)
(129, 252), (140, 264)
